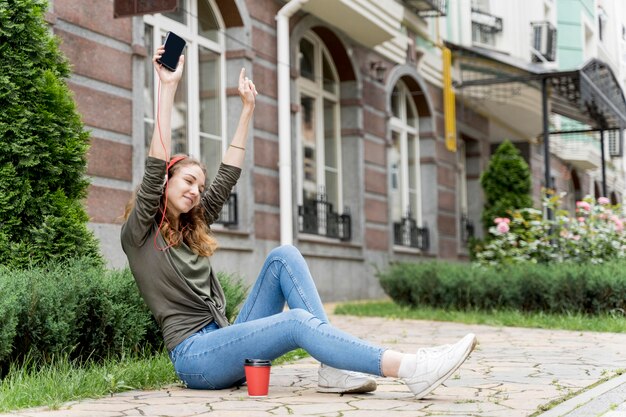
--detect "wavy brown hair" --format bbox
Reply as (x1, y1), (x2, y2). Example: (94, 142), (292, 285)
(123, 156), (218, 256)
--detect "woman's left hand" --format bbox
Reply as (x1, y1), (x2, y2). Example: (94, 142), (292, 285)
(238, 68), (257, 109)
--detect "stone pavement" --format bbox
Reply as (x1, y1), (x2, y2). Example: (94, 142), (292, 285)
(3, 312), (626, 417)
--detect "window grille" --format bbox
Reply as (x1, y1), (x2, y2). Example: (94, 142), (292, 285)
(393, 217), (429, 250)
(298, 193), (351, 241)
(460, 214), (475, 244)
(216, 193), (238, 226)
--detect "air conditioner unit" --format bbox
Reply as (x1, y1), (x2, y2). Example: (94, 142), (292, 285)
(532, 22), (557, 62)
(608, 130), (623, 157)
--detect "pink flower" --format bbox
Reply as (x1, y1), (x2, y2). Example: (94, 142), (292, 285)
(578, 217), (585, 223)
(494, 217), (510, 224)
(576, 201), (591, 211)
(496, 222), (510, 234)
(571, 235), (580, 241)
(611, 216), (624, 232)
(598, 197), (610, 205)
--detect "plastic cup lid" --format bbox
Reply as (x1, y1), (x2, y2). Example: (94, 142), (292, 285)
(244, 358), (272, 366)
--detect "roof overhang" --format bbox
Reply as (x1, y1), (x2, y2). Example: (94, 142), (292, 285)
(446, 42), (626, 135)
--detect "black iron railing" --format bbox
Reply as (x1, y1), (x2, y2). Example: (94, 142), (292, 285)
(460, 213), (475, 244)
(471, 9), (503, 46)
(216, 193), (238, 226)
(402, 0), (447, 17)
(393, 217), (429, 251)
(298, 194), (351, 241)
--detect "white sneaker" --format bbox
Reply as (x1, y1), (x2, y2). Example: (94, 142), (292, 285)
(403, 333), (477, 399)
(317, 364), (377, 394)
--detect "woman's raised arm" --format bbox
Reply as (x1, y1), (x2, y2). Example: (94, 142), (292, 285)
(148, 45), (185, 162)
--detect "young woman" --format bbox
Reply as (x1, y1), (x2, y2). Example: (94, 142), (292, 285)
(121, 46), (477, 398)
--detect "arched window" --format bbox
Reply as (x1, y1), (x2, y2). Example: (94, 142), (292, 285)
(390, 80), (423, 248)
(296, 33), (343, 238)
(143, 0), (225, 182)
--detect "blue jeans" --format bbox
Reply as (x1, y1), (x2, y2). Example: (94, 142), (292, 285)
(169, 245), (386, 389)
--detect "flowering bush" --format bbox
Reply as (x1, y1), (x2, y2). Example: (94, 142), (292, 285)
(474, 192), (626, 266)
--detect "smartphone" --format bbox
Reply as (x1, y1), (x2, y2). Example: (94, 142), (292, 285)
(157, 31), (186, 72)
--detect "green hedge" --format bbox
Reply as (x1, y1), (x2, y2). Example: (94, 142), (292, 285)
(0, 258), (248, 373)
(378, 261), (626, 314)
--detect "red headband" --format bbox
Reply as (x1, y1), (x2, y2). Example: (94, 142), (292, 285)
(167, 155), (187, 172)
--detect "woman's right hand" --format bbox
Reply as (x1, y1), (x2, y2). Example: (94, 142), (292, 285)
(153, 45), (185, 85)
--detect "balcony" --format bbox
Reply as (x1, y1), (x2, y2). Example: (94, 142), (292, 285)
(471, 8), (503, 47)
(298, 193), (352, 241)
(403, 0), (447, 17)
(393, 217), (429, 251)
(550, 133), (601, 170)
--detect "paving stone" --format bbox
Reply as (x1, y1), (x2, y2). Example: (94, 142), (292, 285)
(3, 313), (626, 417)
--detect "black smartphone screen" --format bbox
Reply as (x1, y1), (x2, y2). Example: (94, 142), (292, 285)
(158, 31), (186, 71)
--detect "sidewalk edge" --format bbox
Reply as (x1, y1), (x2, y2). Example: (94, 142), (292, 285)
(536, 372), (626, 417)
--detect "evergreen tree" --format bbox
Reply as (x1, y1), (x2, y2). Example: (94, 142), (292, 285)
(0, 0), (102, 268)
(480, 140), (533, 233)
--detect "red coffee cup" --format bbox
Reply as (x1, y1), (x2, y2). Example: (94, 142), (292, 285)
(244, 359), (271, 397)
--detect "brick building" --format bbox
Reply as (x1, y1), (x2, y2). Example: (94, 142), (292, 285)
(43, 0), (508, 300)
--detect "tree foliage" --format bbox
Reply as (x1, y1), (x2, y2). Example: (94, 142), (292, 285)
(480, 140), (533, 233)
(0, 0), (101, 267)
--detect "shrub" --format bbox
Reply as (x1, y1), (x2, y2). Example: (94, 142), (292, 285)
(218, 271), (249, 323)
(377, 260), (626, 315)
(480, 140), (533, 234)
(0, 259), (249, 373)
(0, 0), (101, 268)
(475, 193), (626, 266)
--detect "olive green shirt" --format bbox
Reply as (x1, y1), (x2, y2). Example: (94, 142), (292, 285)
(121, 157), (241, 351)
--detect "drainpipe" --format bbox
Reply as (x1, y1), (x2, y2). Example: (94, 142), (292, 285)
(276, 0), (309, 246)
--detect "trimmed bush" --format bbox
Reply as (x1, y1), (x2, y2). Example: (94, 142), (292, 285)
(0, 0), (101, 268)
(378, 261), (626, 315)
(0, 259), (249, 373)
(480, 140), (533, 234)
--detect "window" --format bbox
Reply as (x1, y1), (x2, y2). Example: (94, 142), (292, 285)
(297, 33), (348, 239)
(390, 81), (426, 249)
(143, 0), (225, 183)
(598, 7), (608, 42)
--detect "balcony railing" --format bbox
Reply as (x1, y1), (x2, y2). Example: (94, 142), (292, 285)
(550, 133), (601, 170)
(460, 213), (475, 244)
(393, 217), (429, 251)
(216, 193), (238, 226)
(403, 0), (447, 17)
(298, 194), (351, 241)
(471, 8), (503, 46)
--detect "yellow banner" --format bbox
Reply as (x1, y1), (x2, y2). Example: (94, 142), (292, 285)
(442, 47), (457, 152)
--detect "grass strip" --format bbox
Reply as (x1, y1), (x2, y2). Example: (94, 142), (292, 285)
(334, 301), (626, 333)
(0, 350), (176, 412)
(0, 348), (309, 412)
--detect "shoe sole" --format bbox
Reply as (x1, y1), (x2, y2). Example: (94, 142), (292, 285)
(317, 379), (377, 394)
(413, 334), (478, 400)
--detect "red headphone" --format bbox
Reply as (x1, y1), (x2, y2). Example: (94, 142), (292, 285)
(166, 155), (187, 172)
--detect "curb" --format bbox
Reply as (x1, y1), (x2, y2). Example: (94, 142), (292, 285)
(536, 372), (626, 417)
